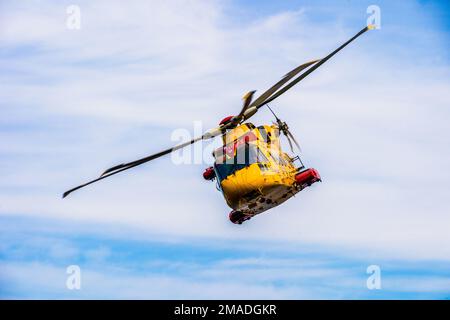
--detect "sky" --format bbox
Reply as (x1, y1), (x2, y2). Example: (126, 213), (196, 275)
(0, 0), (449, 299)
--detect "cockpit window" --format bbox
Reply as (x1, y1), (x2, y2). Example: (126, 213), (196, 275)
(214, 144), (267, 181)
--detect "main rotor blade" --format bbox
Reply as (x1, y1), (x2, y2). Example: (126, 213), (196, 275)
(249, 60), (319, 110)
(101, 135), (204, 177)
(62, 135), (203, 198)
(256, 25), (372, 108)
(236, 90), (256, 120)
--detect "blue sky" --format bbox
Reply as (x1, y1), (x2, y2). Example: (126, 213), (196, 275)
(0, 0), (450, 299)
(2, 215), (450, 299)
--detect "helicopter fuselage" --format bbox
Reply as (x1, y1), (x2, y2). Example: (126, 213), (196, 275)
(209, 123), (321, 224)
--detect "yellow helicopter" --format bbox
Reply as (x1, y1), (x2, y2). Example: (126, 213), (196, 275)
(63, 25), (373, 224)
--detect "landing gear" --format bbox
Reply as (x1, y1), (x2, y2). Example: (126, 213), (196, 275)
(229, 210), (252, 224)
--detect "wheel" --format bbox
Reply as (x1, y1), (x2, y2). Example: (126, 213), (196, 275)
(229, 211), (247, 224)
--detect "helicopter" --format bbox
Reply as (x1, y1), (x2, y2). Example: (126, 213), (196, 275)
(63, 25), (373, 224)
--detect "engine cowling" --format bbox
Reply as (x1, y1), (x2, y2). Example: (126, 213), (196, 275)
(203, 167), (216, 181)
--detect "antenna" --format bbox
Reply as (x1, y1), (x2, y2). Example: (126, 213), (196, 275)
(266, 104), (280, 121)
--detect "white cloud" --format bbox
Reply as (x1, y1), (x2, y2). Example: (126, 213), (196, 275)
(0, 261), (310, 299)
(2, 254), (448, 299)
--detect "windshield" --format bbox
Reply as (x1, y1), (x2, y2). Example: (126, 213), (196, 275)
(214, 144), (267, 182)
